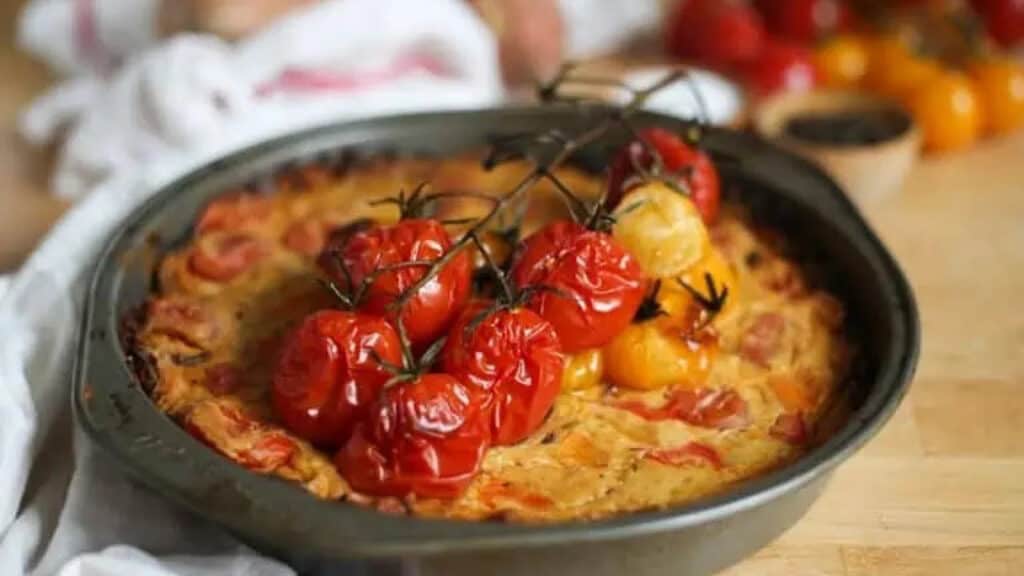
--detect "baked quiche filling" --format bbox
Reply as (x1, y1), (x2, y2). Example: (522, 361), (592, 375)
(131, 137), (850, 522)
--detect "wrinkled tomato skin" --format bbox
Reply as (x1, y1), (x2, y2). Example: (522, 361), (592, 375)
(327, 219), (472, 348)
(335, 374), (491, 498)
(442, 302), (565, 445)
(607, 128), (720, 224)
(272, 310), (402, 448)
(510, 221), (647, 354)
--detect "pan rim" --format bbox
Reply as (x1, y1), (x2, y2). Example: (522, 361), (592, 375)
(73, 105), (919, 557)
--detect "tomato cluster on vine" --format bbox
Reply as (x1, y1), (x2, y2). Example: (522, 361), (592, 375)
(269, 122), (723, 499)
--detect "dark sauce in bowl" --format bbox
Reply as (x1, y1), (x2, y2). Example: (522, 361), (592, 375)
(785, 108), (912, 147)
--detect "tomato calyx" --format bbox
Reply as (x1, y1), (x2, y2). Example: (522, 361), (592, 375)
(633, 279), (670, 323)
(675, 272), (731, 331)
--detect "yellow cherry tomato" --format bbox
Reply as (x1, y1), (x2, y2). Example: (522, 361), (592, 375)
(908, 71), (982, 153)
(612, 182), (709, 279)
(656, 248), (738, 330)
(969, 58), (1024, 136)
(603, 321), (715, 391)
(814, 35), (870, 89)
(865, 36), (943, 102)
(561, 349), (604, 392)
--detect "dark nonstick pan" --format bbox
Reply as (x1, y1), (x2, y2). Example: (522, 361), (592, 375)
(73, 106), (918, 575)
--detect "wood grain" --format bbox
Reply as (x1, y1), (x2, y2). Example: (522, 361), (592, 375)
(1, 3), (1022, 573)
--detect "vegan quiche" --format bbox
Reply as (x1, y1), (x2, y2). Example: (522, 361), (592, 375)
(129, 132), (850, 522)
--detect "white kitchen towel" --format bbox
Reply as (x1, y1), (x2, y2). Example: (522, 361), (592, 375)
(18, 0), (669, 201)
(18, 0), (503, 200)
(2, 0), (502, 574)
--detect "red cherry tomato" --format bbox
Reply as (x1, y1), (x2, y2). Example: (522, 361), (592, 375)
(335, 373), (491, 498)
(510, 221), (646, 353)
(606, 127), (721, 224)
(189, 233), (268, 282)
(326, 219), (472, 348)
(757, 0), (850, 44)
(442, 302), (564, 445)
(742, 37), (819, 96)
(272, 310), (402, 447)
(971, 0), (1024, 48)
(666, 0), (766, 69)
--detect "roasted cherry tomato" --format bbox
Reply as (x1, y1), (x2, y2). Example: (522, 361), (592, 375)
(325, 218), (472, 348)
(606, 128), (721, 224)
(666, 0), (766, 69)
(335, 373), (490, 498)
(814, 34), (869, 89)
(510, 221), (646, 353)
(742, 37), (819, 96)
(757, 0), (850, 44)
(442, 302), (564, 445)
(603, 320), (716, 391)
(612, 182), (711, 278)
(189, 233), (268, 282)
(969, 58), (1024, 136)
(272, 310), (402, 447)
(907, 71), (982, 153)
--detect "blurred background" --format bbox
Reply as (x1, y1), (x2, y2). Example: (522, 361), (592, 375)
(2, 0), (1022, 271)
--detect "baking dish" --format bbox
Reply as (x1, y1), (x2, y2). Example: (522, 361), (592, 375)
(74, 106), (918, 575)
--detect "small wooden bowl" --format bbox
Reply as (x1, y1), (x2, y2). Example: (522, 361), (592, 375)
(753, 91), (921, 207)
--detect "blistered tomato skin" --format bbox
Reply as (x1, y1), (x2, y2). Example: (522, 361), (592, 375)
(272, 310), (402, 447)
(335, 374), (491, 499)
(510, 221), (647, 354)
(327, 219), (472, 348)
(606, 128), (721, 224)
(442, 302), (564, 445)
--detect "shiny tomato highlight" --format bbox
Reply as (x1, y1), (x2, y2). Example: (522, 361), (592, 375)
(272, 310), (402, 447)
(335, 373), (491, 498)
(327, 218), (472, 348)
(442, 302), (565, 445)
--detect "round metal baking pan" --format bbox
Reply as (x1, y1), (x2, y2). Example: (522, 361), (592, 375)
(73, 106), (918, 574)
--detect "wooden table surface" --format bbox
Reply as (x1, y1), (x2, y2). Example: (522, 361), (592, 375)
(2, 2), (1022, 574)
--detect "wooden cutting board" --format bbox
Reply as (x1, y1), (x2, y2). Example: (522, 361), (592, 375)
(2, 3), (1022, 571)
